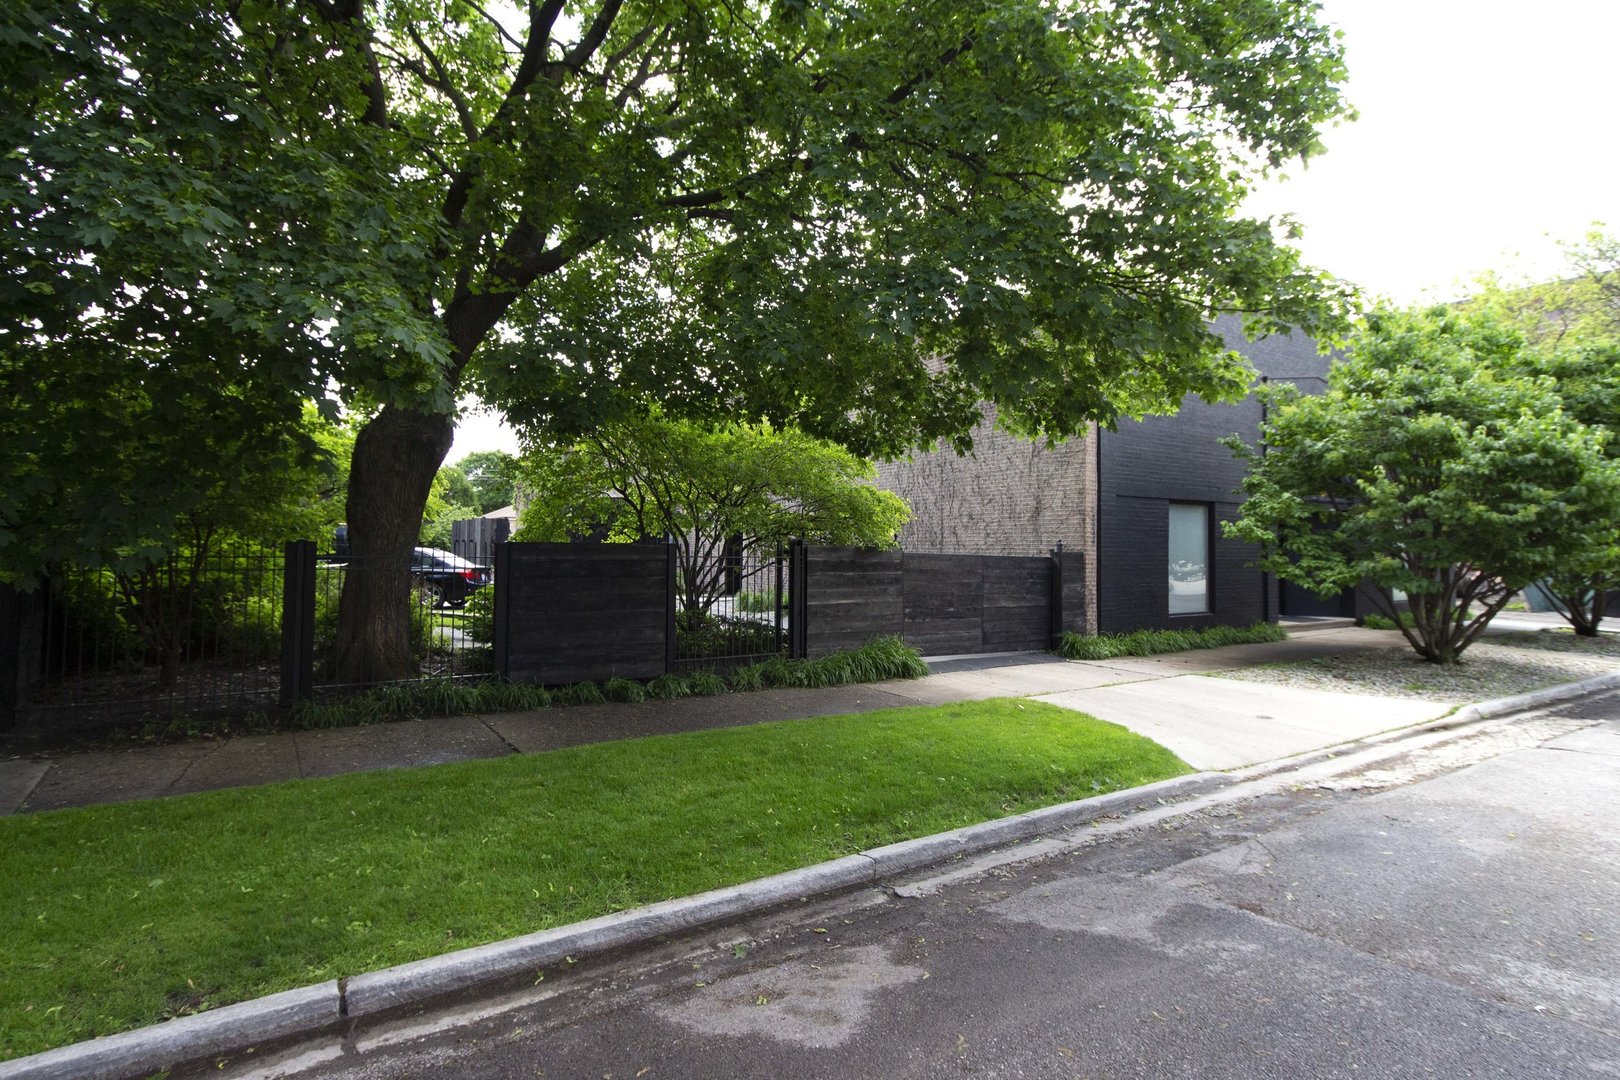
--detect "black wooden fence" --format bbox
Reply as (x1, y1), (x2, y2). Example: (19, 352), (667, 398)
(800, 547), (1087, 658)
(2, 539), (1087, 736)
(494, 542), (674, 685)
(490, 542), (1087, 683)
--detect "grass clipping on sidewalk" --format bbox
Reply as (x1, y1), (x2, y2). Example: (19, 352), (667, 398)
(1, 699), (1187, 1060)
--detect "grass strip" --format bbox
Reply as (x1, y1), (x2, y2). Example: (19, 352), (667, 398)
(1056, 621), (1287, 661)
(0, 699), (1186, 1060)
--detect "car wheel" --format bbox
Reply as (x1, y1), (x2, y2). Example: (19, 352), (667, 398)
(417, 582), (446, 608)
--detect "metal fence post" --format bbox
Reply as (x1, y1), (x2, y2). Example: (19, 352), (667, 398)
(279, 541), (316, 707)
(774, 542), (785, 652)
(493, 541), (511, 678)
(665, 541), (678, 673)
(0, 584), (20, 732)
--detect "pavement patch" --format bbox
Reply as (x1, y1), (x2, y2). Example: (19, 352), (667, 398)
(17, 747), (203, 812)
(654, 943), (926, 1049)
(0, 759), (49, 815)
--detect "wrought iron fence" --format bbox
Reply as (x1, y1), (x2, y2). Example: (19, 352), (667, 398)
(15, 543), (287, 733)
(671, 542), (792, 669)
(309, 539), (496, 692)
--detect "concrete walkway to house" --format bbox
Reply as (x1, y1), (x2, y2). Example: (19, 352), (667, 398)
(0, 622), (1560, 816)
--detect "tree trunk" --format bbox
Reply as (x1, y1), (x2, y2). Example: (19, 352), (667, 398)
(1546, 576), (1606, 638)
(336, 404), (456, 684)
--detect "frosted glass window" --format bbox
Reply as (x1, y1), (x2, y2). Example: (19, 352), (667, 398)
(1168, 503), (1209, 614)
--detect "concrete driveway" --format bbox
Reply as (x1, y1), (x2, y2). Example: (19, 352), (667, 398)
(1036, 674), (1456, 769)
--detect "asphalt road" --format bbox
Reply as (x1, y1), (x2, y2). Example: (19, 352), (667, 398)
(231, 694), (1620, 1080)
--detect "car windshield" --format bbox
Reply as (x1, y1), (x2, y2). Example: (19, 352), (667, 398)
(414, 547), (479, 570)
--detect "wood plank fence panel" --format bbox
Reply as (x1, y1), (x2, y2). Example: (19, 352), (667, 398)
(804, 548), (1081, 659)
(980, 556), (1053, 651)
(500, 543), (670, 684)
(901, 554), (986, 656)
(804, 548), (902, 658)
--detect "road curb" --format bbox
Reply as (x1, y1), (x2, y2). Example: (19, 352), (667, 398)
(0, 772), (1217, 1080)
(1205, 670), (1620, 789)
(0, 983), (341, 1080)
(7, 673), (1614, 1080)
(1444, 670), (1620, 724)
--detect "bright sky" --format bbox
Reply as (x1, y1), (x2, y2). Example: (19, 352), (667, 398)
(451, 0), (1620, 460)
(1245, 0), (1620, 305)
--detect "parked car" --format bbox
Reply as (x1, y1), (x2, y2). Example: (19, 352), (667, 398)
(411, 547), (491, 608)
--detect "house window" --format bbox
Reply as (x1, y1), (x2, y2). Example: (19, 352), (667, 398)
(1168, 503), (1210, 614)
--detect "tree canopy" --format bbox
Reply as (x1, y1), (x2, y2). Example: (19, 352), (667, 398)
(6, 0), (1354, 679)
(1465, 230), (1620, 634)
(515, 413), (909, 626)
(457, 450), (519, 515)
(1226, 306), (1620, 663)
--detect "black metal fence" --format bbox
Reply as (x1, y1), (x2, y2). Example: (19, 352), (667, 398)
(672, 542), (794, 669)
(6, 543), (288, 736)
(306, 540), (496, 694)
(2, 538), (501, 738)
(3, 536), (1086, 738)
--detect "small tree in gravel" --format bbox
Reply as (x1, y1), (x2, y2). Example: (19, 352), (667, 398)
(1525, 342), (1620, 635)
(1226, 306), (1620, 663)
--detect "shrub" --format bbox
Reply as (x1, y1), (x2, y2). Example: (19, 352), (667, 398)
(734, 589), (785, 613)
(1057, 622), (1286, 661)
(601, 677), (647, 703)
(645, 673), (690, 700)
(553, 681), (607, 706)
(462, 586), (495, 645)
(470, 679), (551, 712)
(726, 636), (927, 691)
(675, 613), (781, 660)
(685, 670), (728, 696)
(728, 663), (768, 692)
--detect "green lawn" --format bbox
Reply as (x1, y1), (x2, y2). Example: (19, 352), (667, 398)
(1, 699), (1188, 1060)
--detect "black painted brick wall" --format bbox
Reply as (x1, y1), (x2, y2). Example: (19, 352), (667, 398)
(1097, 320), (1334, 634)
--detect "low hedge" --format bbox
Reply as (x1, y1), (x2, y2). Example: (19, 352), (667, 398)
(1056, 621), (1287, 661)
(288, 636), (929, 729)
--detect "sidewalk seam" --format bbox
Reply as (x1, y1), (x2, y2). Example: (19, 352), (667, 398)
(15, 762), (49, 815)
(478, 717), (524, 756)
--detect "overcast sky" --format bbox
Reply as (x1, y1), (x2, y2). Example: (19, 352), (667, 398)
(1245, 0), (1619, 303)
(450, 0), (1620, 461)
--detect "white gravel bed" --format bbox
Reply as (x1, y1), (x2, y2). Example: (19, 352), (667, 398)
(1216, 630), (1620, 702)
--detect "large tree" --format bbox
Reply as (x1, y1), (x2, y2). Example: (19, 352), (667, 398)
(6, 0), (1353, 682)
(1227, 307), (1620, 663)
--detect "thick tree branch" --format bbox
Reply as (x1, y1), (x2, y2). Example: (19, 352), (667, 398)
(308, 0), (389, 128)
(442, 0), (566, 228)
(886, 33), (976, 106)
(562, 0), (626, 72)
(404, 24), (479, 142)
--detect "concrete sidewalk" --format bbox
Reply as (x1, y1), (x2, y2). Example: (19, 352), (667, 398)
(0, 624), (1469, 815)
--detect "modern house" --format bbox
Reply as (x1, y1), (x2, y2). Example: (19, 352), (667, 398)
(873, 316), (1374, 635)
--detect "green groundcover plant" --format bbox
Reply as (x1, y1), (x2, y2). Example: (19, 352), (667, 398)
(1057, 622), (1287, 661)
